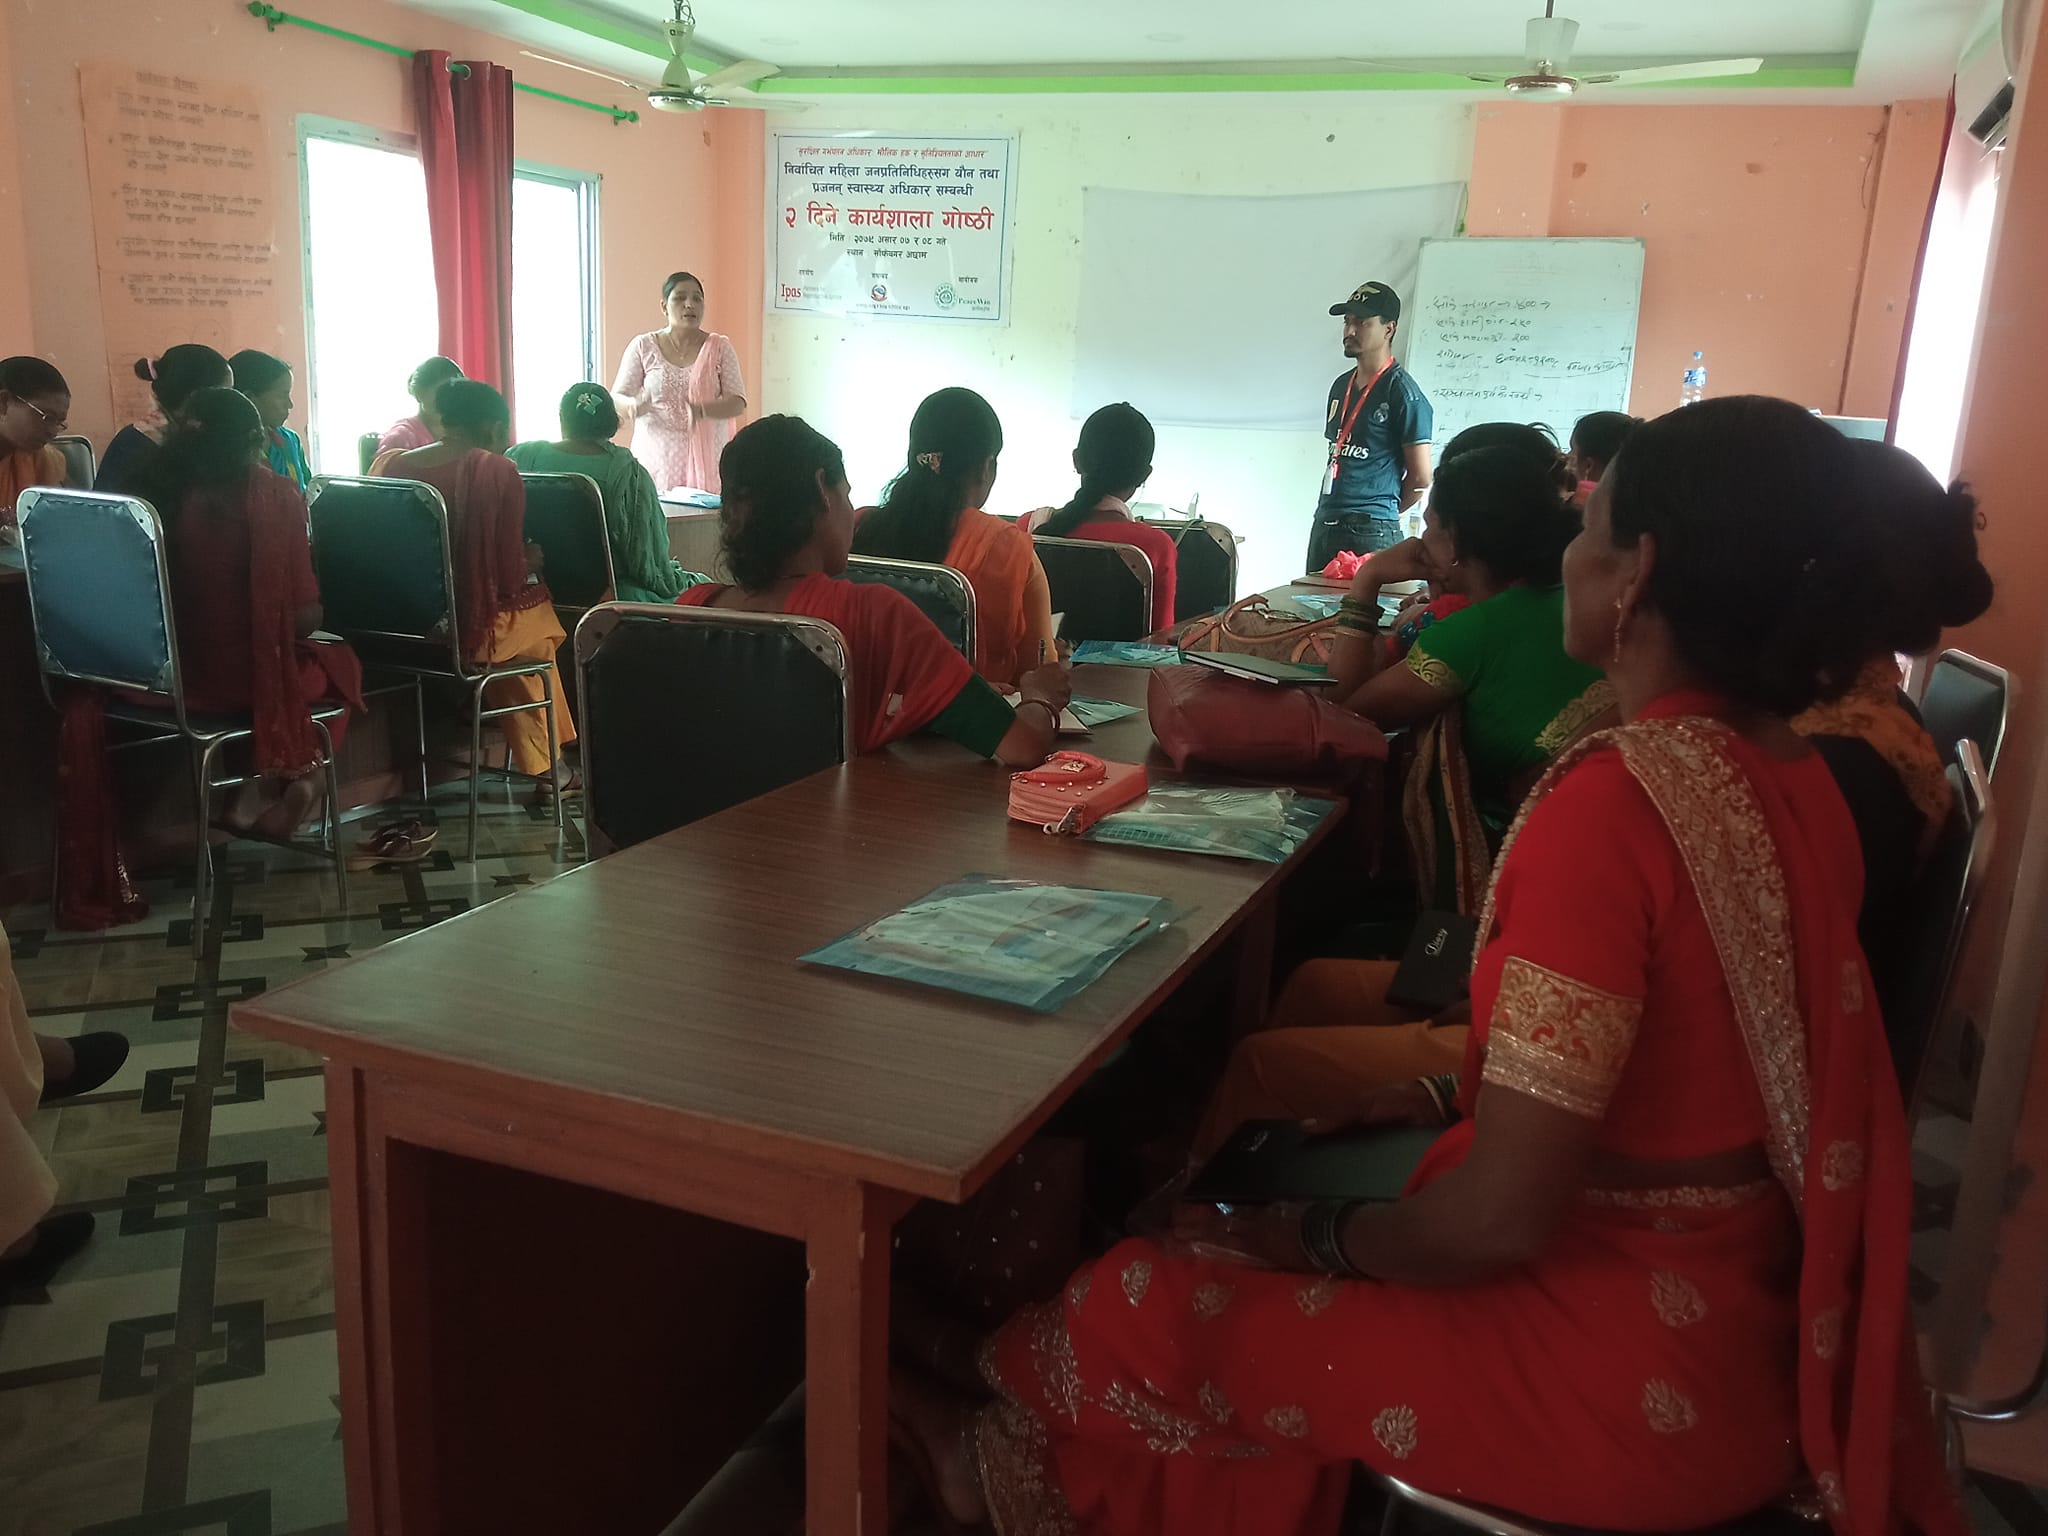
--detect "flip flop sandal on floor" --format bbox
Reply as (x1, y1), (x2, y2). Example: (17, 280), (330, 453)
(39, 1033), (131, 1103)
(347, 821), (438, 870)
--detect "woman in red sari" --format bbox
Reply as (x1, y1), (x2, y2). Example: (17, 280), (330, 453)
(375, 380), (576, 786)
(53, 390), (365, 926)
(678, 414), (1069, 765)
(896, 397), (1964, 1536)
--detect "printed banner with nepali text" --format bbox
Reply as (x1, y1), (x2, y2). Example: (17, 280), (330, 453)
(770, 132), (1015, 323)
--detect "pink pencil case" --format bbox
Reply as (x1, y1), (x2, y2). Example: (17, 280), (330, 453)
(1008, 752), (1149, 835)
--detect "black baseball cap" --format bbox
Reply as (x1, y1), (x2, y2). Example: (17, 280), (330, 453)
(1330, 281), (1401, 322)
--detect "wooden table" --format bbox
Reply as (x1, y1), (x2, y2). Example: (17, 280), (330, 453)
(232, 663), (1339, 1535)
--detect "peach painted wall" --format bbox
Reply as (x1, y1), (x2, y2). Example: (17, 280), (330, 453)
(0, 0), (33, 347)
(1468, 100), (1944, 420)
(5, 0), (764, 450)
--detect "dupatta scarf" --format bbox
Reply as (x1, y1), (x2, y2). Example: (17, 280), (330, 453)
(411, 449), (550, 665)
(1479, 713), (1962, 1536)
(946, 508), (1037, 683)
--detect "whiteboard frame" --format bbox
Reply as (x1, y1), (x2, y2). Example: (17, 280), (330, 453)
(1404, 236), (1645, 449)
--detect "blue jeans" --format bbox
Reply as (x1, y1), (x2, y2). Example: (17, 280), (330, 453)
(1306, 513), (1403, 573)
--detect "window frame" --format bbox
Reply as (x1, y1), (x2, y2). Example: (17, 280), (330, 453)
(294, 117), (604, 468)
(512, 156), (604, 391)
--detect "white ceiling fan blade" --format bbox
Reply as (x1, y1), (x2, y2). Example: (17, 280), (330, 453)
(1587, 57), (1765, 86)
(696, 58), (781, 93)
(1467, 72), (1512, 84)
(517, 50), (647, 92)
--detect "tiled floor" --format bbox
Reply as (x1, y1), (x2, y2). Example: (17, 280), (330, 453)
(5, 784), (2048, 1534)
(1, 785), (584, 1536)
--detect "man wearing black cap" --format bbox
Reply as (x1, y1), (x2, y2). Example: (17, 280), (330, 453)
(1307, 280), (1434, 572)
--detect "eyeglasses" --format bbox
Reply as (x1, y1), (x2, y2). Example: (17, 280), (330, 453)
(15, 397), (67, 433)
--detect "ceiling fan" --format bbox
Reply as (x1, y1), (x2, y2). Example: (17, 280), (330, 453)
(521, 0), (781, 112)
(1353, 2), (1764, 98)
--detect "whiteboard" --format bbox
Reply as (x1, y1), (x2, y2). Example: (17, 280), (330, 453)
(1069, 182), (1465, 430)
(1403, 238), (1645, 451)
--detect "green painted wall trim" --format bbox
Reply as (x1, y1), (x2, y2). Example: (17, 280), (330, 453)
(751, 65), (1857, 98)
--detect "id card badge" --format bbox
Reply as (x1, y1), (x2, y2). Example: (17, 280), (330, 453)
(1321, 455), (1339, 497)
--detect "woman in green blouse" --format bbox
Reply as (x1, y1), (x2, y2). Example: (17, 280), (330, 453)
(508, 382), (705, 603)
(1329, 445), (1611, 909)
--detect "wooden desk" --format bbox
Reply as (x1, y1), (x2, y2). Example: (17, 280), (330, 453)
(232, 679), (1338, 1535)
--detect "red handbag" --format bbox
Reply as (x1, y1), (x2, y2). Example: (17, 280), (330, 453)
(1008, 752), (1149, 834)
(1146, 664), (1388, 779)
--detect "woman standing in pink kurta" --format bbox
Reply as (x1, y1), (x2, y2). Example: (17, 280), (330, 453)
(611, 270), (748, 495)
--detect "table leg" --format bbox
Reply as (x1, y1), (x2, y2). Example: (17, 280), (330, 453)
(1229, 898), (1279, 1040)
(805, 1181), (894, 1536)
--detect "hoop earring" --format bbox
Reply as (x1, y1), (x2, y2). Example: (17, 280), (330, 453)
(1611, 597), (1628, 666)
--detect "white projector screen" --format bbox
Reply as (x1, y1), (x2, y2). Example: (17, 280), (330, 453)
(1069, 182), (1465, 431)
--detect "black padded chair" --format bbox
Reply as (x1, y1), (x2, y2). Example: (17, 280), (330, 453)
(307, 475), (564, 861)
(520, 471), (617, 623)
(1888, 741), (1995, 1107)
(356, 432), (381, 475)
(1919, 649), (2007, 776)
(1033, 535), (1155, 643)
(1364, 1473), (1824, 1536)
(843, 554), (977, 664)
(50, 434), (96, 490)
(574, 603), (850, 857)
(1140, 517), (1239, 621)
(16, 487), (346, 955)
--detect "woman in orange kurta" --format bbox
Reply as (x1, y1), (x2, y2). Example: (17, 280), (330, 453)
(0, 355), (72, 533)
(850, 385), (1055, 687)
(374, 380), (576, 783)
(893, 397), (1964, 1536)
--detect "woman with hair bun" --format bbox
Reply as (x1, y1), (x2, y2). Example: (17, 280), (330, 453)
(508, 381), (704, 603)
(1793, 439), (1993, 1073)
(611, 270), (747, 495)
(95, 344), (232, 497)
(1026, 402), (1177, 629)
(678, 413), (1068, 767)
(851, 385), (1055, 688)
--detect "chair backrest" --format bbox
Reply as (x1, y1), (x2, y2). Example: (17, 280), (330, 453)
(357, 432), (381, 475)
(1033, 535), (1155, 643)
(1920, 649), (2008, 776)
(50, 435), (97, 490)
(574, 603), (852, 856)
(1141, 517), (1238, 621)
(842, 555), (978, 663)
(306, 476), (462, 671)
(520, 471), (617, 615)
(16, 487), (184, 710)
(1895, 740), (1995, 1108)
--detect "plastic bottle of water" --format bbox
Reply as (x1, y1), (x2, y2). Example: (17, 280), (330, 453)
(1680, 351), (1707, 407)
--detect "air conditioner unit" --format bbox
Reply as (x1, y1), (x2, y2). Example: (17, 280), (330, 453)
(1965, 0), (2035, 149)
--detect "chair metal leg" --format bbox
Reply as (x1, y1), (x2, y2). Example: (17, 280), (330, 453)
(314, 717), (347, 912)
(189, 738), (222, 961)
(468, 677), (488, 865)
(413, 678), (430, 805)
(542, 670), (564, 850)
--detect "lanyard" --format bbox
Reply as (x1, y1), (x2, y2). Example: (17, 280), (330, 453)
(1329, 360), (1393, 483)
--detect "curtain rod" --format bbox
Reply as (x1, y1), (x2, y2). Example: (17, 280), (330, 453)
(246, 2), (640, 124)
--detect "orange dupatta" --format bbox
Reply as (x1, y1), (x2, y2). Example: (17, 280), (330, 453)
(0, 445), (65, 530)
(945, 507), (1040, 685)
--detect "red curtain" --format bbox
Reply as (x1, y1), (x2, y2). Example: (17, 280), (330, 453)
(411, 49), (516, 416)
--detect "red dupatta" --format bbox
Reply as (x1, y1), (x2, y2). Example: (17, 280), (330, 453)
(1477, 712), (1963, 1536)
(409, 449), (548, 664)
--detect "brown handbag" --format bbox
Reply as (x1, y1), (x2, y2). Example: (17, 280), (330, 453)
(1147, 664), (1387, 779)
(1171, 592), (1337, 666)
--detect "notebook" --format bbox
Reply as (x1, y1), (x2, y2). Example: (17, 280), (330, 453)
(1183, 651), (1339, 688)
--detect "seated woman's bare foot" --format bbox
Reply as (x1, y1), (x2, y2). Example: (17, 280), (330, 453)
(892, 1365), (989, 1528)
(253, 776), (323, 841)
(222, 780), (270, 834)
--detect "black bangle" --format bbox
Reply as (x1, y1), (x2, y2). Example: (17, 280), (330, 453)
(1298, 1200), (1367, 1279)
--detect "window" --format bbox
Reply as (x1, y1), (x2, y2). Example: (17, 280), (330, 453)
(511, 167), (601, 446)
(298, 120), (601, 472)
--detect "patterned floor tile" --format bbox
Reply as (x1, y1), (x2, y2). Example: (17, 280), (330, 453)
(188, 1421), (344, 1535)
(0, 1267), (183, 1375)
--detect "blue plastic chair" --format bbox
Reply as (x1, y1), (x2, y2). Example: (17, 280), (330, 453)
(16, 487), (347, 955)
